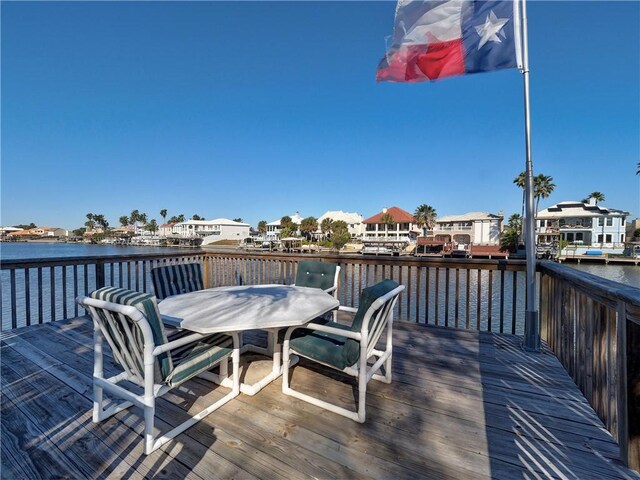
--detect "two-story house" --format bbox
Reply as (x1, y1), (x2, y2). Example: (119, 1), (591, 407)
(265, 212), (304, 240)
(536, 200), (628, 248)
(362, 207), (420, 240)
(172, 219), (250, 244)
(316, 210), (365, 239)
(432, 212), (503, 246)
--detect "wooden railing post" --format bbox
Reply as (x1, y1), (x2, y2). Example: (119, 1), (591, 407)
(621, 302), (640, 470)
(95, 260), (106, 289)
(203, 256), (211, 289)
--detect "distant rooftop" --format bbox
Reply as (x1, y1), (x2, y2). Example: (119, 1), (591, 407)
(437, 212), (502, 222)
(363, 206), (414, 224)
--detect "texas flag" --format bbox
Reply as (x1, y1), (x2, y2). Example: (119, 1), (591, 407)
(377, 0), (522, 82)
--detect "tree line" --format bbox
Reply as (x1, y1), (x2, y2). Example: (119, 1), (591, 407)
(74, 210), (208, 237)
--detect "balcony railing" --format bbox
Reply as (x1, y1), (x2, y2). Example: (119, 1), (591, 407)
(1, 250), (639, 469)
(538, 260), (640, 470)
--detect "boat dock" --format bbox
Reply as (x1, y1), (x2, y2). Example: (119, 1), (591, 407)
(559, 255), (640, 265)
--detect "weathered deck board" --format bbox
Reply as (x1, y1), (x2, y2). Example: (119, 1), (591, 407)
(1, 317), (638, 480)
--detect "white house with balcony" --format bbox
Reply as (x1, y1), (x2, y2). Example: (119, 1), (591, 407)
(316, 210), (365, 238)
(432, 212), (503, 246)
(172, 218), (250, 244)
(362, 207), (420, 240)
(536, 200), (629, 249)
(265, 212), (304, 240)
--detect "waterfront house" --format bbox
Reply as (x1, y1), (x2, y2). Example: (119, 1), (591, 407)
(172, 218), (250, 244)
(362, 206), (420, 240)
(626, 218), (640, 241)
(316, 210), (365, 238)
(0, 226), (22, 238)
(536, 199), (629, 248)
(433, 211), (503, 246)
(9, 226), (68, 239)
(158, 222), (176, 237)
(265, 212), (304, 240)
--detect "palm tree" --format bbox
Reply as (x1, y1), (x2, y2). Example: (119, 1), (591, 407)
(138, 213), (148, 225)
(257, 220), (267, 235)
(513, 172), (527, 221)
(533, 174), (556, 214)
(380, 212), (395, 237)
(160, 209), (167, 223)
(119, 216), (129, 227)
(300, 217), (318, 240)
(146, 219), (158, 234)
(93, 214), (109, 230)
(129, 210), (140, 224)
(637, 162), (640, 175)
(413, 204), (437, 236)
(587, 191), (605, 205)
(85, 213), (95, 231)
(320, 218), (333, 239)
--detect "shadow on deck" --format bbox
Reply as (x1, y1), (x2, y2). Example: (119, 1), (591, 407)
(1, 317), (638, 479)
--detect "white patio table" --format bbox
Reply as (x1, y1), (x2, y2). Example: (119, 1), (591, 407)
(158, 284), (340, 395)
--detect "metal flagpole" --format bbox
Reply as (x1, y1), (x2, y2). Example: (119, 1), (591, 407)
(519, 0), (540, 351)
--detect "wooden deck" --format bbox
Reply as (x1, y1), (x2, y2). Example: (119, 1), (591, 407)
(1, 317), (638, 480)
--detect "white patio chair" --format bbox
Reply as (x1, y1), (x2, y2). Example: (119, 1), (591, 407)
(282, 279), (404, 423)
(77, 286), (240, 455)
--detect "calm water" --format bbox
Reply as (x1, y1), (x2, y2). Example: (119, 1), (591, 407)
(568, 262), (640, 288)
(0, 241), (189, 260)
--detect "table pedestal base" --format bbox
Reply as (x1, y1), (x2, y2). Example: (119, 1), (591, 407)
(198, 328), (298, 396)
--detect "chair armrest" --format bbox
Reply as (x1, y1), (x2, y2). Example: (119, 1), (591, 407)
(153, 331), (240, 356)
(324, 286), (337, 294)
(338, 305), (358, 314)
(160, 314), (182, 328)
(284, 322), (362, 342)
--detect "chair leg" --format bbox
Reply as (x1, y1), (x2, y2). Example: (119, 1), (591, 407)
(143, 401), (156, 455)
(93, 382), (104, 423)
(282, 339), (291, 393)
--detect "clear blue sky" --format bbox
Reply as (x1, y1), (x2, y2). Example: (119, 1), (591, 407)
(2, 1), (639, 230)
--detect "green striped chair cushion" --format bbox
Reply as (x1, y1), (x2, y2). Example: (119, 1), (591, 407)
(151, 263), (204, 300)
(295, 261), (337, 291)
(165, 333), (234, 387)
(89, 286), (172, 382)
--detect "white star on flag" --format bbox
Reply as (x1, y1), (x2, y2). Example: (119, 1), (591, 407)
(475, 10), (510, 49)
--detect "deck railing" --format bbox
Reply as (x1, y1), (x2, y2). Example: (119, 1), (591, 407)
(539, 260), (640, 470)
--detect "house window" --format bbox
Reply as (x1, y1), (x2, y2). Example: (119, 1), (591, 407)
(576, 233), (583, 241)
(605, 234), (612, 243)
(620, 234), (624, 243)
(597, 218), (604, 227)
(567, 233), (574, 242)
(606, 218), (613, 226)
(400, 223), (409, 231)
(597, 234), (603, 243)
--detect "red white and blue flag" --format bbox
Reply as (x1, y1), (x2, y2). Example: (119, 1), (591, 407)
(377, 0), (523, 82)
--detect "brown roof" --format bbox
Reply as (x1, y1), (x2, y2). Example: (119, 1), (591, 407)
(363, 206), (414, 224)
